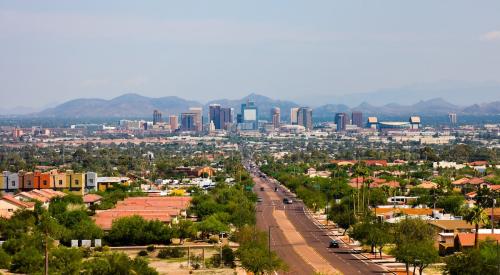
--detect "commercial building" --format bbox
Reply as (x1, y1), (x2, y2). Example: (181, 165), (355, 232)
(449, 113), (457, 125)
(297, 107), (313, 130)
(169, 115), (178, 131)
(352, 112), (363, 128)
(271, 107), (281, 129)
(409, 116), (421, 129)
(180, 111), (201, 132)
(239, 100), (258, 130)
(153, 110), (162, 125)
(290, 107), (299, 125)
(335, 113), (348, 131)
(189, 107), (203, 132)
(209, 104), (222, 130)
(220, 107), (234, 130)
(367, 117), (378, 129)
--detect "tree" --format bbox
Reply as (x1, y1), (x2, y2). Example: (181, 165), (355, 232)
(238, 245), (286, 274)
(0, 248), (11, 269)
(172, 220), (197, 244)
(235, 225), (287, 274)
(37, 208), (66, 275)
(49, 247), (83, 275)
(391, 218), (438, 275)
(329, 203), (356, 235)
(196, 215), (229, 240)
(350, 218), (392, 256)
(10, 246), (44, 274)
(464, 206), (489, 248)
(107, 215), (173, 245)
(444, 239), (499, 275)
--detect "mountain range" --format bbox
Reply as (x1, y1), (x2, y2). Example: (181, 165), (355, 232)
(17, 93), (499, 120)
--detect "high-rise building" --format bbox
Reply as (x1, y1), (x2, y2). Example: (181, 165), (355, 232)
(221, 107), (234, 130)
(209, 104), (222, 130)
(290, 107), (299, 125)
(297, 107), (312, 130)
(449, 113), (457, 125)
(169, 115), (178, 131)
(239, 100), (258, 130)
(271, 107), (281, 129)
(189, 107), (203, 132)
(335, 113), (348, 131)
(352, 112), (363, 128)
(180, 112), (197, 131)
(153, 110), (162, 125)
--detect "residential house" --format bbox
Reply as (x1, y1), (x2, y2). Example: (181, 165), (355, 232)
(427, 220), (475, 255)
(93, 196), (191, 230)
(454, 233), (500, 251)
(83, 194), (102, 208)
(0, 195), (35, 219)
(96, 177), (130, 191)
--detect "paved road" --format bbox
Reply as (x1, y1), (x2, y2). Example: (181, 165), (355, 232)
(254, 177), (316, 275)
(252, 167), (390, 275)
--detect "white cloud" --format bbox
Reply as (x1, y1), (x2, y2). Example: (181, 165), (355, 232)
(480, 31), (500, 41)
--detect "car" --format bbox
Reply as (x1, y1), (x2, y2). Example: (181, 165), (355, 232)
(329, 240), (340, 248)
(283, 198), (293, 204)
(260, 187), (265, 191)
(257, 197), (263, 203)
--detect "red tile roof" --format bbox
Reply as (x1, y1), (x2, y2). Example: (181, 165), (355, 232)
(93, 196), (191, 230)
(83, 194), (102, 203)
(1, 195), (33, 208)
(457, 233), (500, 247)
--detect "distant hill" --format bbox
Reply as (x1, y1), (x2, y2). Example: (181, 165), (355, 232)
(293, 80), (500, 107)
(36, 93), (202, 118)
(25, 93), (500, 119)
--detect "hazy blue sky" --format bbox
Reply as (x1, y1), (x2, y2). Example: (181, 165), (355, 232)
(1, 1), (500, 108)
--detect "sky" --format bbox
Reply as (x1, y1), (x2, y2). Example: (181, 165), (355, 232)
(1, 0), (500, 109)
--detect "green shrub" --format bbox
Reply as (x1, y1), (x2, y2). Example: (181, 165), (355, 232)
(157, 247), (185, 259)
(221, 246), (235, 267)
(190, 255), (202, 270)
(0, 248), (11, 269)
(146, 245), (155, 252)
(138, 250), (148, 257)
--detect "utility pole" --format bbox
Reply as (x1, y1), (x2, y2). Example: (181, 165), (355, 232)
(492, 198), (496, 234)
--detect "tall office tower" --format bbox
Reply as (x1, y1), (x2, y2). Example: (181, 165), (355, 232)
(221, 107), (234, 129)
(240, 100), (258, 130)
(153, 110), (162, 125)
(297, 107), (313, 130)
(449, 113), (457, 126)
(169, 115), (178, 131)
(180, 112), (197, 131)
(335, 112), (348, 131)
(209, 104), (222, 129)
(352, 112), (363, 128)
(271, 107), (281, 129)
(189, 107), (203, 132)
(290, 107), (299, 125)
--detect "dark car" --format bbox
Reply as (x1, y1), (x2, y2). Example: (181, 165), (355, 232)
(329, 240), (340, 248)
(283, 198), (293, 204)
(260, 187), (265, 191)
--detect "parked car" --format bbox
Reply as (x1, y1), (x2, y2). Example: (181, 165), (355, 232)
(257, 197), (263, 203)
(329, 240), (340, 248)
(260, 186), (265, 191)
(283, 198), (293, 204)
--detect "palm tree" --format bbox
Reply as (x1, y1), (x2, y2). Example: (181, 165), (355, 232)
(465, 206), (489, 248)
